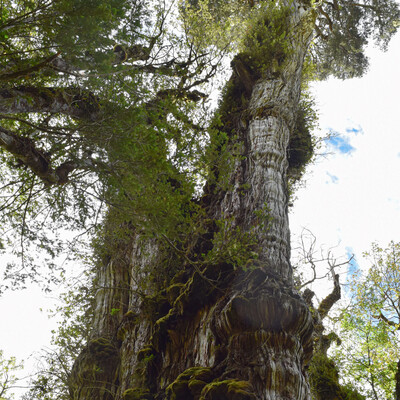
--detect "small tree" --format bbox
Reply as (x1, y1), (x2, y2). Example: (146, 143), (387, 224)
(335, 242), (400, 400)
(0, 350), (23, 400)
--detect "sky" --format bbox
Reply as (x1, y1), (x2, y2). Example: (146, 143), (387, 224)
(1, 17), (400, 400)
(289, 32), (400, 296)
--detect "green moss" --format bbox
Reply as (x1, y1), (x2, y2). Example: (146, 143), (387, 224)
(188, 379), (208, 397)
(137, 346), (155, 363)
(173, 271), (217, 315)
(165, 367), (214, 400)
(170, 269), (189, 285)
(141, 291), (171, 323)
(309, 353), (365, 400)
(123, 310), (138, 320)
(166, 380), (192, 400)
(200, 379), (256, 400)
(131, 344), (159, 396)
(69, 337), (120, 397)
(117, 311), (139, 341)
(122, 388), (153, 400)
(150, 308), (176, 352)
(88, 337), (118, 360)
(155, 307), (176, 331)
(166, 283), (185, 304)
(178, 367), (213, 382)
(165, 370), (257, 400)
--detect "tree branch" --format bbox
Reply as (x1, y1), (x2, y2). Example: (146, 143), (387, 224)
(0, 53), (60, 81)
(0, 126), (78, 185)
(0, 86), (101, 121)
(318, 273), (341, 320)
(318, 5), (334, 32)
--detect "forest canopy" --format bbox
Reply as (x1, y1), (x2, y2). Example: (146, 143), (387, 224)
(1, 0), (398, 290)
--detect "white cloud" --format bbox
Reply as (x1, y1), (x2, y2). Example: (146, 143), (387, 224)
(326, 172), (339, 184)
(290, 32), (400, 296)
(325, 134), (356, 155)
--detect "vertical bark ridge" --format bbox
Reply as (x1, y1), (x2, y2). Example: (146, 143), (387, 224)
(212, 3), (315, 282)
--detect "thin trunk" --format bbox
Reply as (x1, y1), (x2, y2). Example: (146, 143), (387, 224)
(395, 359), (400, 400)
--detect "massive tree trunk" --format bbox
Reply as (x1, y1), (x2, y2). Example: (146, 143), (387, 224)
(69, 2), (317, 400)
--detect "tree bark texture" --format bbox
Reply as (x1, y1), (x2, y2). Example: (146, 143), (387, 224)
(69, 2), (317, 400)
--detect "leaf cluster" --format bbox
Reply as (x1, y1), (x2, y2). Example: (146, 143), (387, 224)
(0, 0), (220, 289)
(0, 350), (23, 400)
(333, 242), (400, 400)
(312, 0), (400, 79)
(179, 0), (253, 53)
(238, 2), (291, 76)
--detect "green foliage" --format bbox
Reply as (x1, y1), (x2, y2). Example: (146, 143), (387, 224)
(2, 0), (146, 77)
(202, 215), (259, 269)
(336, 312), (398, 400)
(0, 0), (145, 288)
(287, 90), (317, 189)
(181, 0), (292, 75)
(179, 0), (252, 52)
(239, 3), (291, 76)
(2, 0), (397, 292)
(334, 242), (400, 400)
(0, 0), (215, 290)
(0, 351), (23, 400)
(312, 0), (400, 79)
(309, 352), (365, 400)
(1, 0), (400, 397)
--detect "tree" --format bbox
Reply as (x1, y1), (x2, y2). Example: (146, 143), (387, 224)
(1, 0), (399, 399)
(0, 0), (220, 291)
(0, 350), (23, 400)
(334, 242), (400, 400)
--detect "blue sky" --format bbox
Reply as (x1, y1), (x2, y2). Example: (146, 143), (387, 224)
(325, 133), (356, 155)
(345, 126), (363, 135)
(326, 172), (339, 184)
(345, 247), (360, 276)
(290, 31), (400, 302)
(343, 247), (361, 294)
